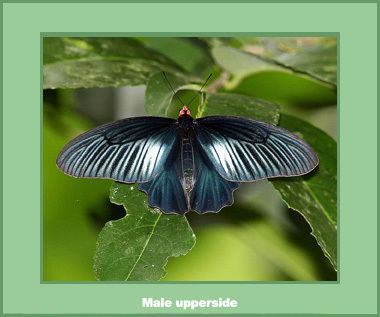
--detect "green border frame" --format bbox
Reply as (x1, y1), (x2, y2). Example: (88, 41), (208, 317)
(1, 1), (378, 316)
(0, 0), (379, 2)
(39, 31), (340, 286)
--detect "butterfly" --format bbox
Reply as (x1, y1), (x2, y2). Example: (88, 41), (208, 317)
(57, 75), (318, 215)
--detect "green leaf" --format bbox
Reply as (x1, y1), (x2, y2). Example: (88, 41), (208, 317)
(211, 37), (336, 88)
(233, 71), (337, 109)
(138, 37), (214, 77)
(212, 45), (282, 80)
(145, 72), (279, 124)
(93, 183), (196, 281)
(243, 37), (337, 85)
(145, 72), (195, 117)
(43, 37), (184, 89)
(200, 92), (279, 124)
(270, 114), (337, 269)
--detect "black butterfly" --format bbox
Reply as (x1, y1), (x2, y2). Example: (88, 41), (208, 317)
(57, 103), (318, 215)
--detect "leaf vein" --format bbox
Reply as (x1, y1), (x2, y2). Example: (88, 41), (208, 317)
(124, 214), (162, 280)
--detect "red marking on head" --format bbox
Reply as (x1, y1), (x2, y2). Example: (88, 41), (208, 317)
(179, 105), (191, 117)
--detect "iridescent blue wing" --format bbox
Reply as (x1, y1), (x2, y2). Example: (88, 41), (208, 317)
(194, 116), (318, 182)
(190, 139), (239, 213)
(139, 134), (240, 215)
(138, 138), (189, 214)
(57, 117), (177, 183)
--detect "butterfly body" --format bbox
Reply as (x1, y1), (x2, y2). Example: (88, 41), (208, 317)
(177, 106), (196, 192)
(180, 132), (195, 192)
(57, 105), (318, 214)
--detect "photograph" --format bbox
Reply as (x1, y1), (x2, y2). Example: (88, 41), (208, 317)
(42, 36), (337, 282)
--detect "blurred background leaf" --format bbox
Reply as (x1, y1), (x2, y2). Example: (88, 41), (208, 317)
(164, 220), (318, 281)
(43, 36), (337, 281)
(43, 93), (112, 280)
(210, 37), (336, 87)
(239, 37), (337, 85)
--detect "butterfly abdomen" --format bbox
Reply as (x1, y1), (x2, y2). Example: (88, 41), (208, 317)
(181, 133), (195, 191)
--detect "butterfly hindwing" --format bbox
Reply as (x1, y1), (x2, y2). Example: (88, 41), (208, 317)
(190, 138), (240, 213)
(194, 116), (318, 182)
(138, 130), (241, 214)
(56, 117), (177, 183)
(138, 138), (189, 214)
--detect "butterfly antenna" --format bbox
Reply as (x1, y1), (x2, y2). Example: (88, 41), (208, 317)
(187, 73), (213, 107)
(162, 72), (185, 106)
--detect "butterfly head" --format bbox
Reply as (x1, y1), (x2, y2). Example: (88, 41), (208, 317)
(179, 105), (191, 117)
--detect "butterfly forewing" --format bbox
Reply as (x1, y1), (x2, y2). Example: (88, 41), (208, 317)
(194, 116), (318, 182)
(56, 117), (177, 183)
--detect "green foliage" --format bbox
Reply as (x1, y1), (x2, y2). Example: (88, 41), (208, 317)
(43, 36), (337, 281)
(43, 102), (112, 280)
(270, 114), (337, 269)
(211, 37), (336, 87)
(201, 93), (279, 123)
(43, 37), (183, 89)
(211, 41), (336, 109)
(138, 37), (214, 77)
(248, 37), (337, 85)
(94, 183), (195, 281)
(212, 45), (283, 80)
(233, 72), (337, 109)
(145, 71), (192, 117)
(163, 220), (320, 281)
(145, 72), (280, 123)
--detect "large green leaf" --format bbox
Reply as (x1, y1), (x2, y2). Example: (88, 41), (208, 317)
(145, 72), (279, 124)
(43, 37), (183, 89)
(212, 38), (337, 89)
(270, 114), (337, 269)
(93, 183), (196, 281)
(138, 37), (214, 77)
(240, 37), (337, 85)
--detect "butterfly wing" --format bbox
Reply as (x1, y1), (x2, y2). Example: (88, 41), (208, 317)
(139, 133), (240, 215)
(138, 138), (189, 214)
(190, 138), (239, 213)
(193, 116), (318, 182)
(57, 117), (177, 183)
